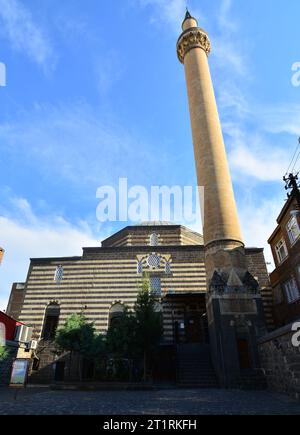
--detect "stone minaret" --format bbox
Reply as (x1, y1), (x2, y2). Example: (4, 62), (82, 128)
(177, 11), (266, 388)
(177, 11), (248, 284)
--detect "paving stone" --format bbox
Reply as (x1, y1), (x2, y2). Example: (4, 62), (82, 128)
(0, 387), (300, 415)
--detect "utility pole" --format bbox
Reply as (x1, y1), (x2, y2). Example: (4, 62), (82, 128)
(283, 173), (300, 208)
(0, 248), (4, 266)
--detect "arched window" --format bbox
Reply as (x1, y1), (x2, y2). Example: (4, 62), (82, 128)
(165, 261), (172, 275)
(150, 276), (161, 297)
(42, 303), (60, 340)
(54, 265), (64, 283)
(150, 233), (159, 247)
(137, 260), (143, 275)
(109, 303), (125, 328)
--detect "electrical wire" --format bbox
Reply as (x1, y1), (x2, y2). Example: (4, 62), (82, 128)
(286, 138), (300, 175)
(291, 149), (300, 174)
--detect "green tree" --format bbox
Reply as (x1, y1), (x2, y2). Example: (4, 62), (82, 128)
(55, 313), (98, 380)
(106, 306), (139, 381)
(106, 277), (163, 382)
(106, 307), (137, 359)
(134, 277), (163, 381)
(0, 345), (9, 361)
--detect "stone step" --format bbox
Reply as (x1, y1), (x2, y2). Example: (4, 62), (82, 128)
(178, 383), (218, 388)
(176, 344), (218, 388)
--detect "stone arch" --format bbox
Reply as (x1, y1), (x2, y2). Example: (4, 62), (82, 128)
(108, 302), (126, 329)
(41, 301), (61, 341)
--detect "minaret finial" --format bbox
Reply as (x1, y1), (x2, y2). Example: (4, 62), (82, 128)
(185, 8), (192, 20)
(181, 7), (198, 31)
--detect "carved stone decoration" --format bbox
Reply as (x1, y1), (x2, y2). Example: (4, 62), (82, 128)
(225, 268), (244, 294)
(209, 271), (226, 294)
(177, 28), (211, 63)
(242, 271), (260, 294)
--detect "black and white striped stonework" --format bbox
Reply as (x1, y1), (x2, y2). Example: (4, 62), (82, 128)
(17, 225), (274, 339)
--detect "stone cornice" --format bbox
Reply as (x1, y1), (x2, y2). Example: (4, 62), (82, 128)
(177, 28), (211, 63)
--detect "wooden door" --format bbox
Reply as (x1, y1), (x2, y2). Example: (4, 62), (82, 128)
(237, 339), (251, 370)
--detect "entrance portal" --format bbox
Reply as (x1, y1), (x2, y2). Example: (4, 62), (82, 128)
(237, 339), (252, 370)
(54, 361), (65, 382)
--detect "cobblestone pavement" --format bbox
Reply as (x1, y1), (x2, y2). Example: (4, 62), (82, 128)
(0, 387), (300, 415)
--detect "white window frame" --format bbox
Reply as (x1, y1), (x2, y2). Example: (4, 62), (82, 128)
(275, 238), (288, 264)
(283, 277), (300, 304)
(286, 216), (300, 245)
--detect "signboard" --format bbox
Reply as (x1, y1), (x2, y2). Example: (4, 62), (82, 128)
(10, 359), (30, 388)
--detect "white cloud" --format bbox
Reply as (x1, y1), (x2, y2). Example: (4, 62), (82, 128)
(0, 102), (156, 187)
(139, 0), (187, 30)
(0, 0), (55, 70)
(137, 0), (207, 32)
(259, 104), (300, 137)
(223, 122), (290, 182)
(0, 197), (99, 311)
(239, 198), (284, 271)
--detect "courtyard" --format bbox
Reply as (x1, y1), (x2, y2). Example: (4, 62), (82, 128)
(0, 387), (299, 415)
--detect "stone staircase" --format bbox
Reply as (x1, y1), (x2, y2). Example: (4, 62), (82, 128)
(176, 343), (218, 388)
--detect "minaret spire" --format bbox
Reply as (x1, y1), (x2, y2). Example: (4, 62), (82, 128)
(177, 13), (242, 256)
(184, 8), (192, 20)
(181, 8), (198, 31)
(176, 12), (266, 388)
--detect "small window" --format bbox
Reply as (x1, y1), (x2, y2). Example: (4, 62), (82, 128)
(165, 261), (172, 275)
(150, 233), (159, 247)
(286, 216), (300, 245)
(275, 239), (288, 263)
(283, 277), (300, 304)
(150, 276), (161, 297)
(54, 265), (64, 283)
(137, 261), (143, 275)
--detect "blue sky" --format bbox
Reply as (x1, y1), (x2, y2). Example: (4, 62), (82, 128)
(0, 0), (300, 310)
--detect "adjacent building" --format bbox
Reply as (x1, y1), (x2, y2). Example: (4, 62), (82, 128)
(268, 191), (300, 327)
(0, 247), (4, 266)
(0, 311), (31, 385)
(6, 283), (26, 321)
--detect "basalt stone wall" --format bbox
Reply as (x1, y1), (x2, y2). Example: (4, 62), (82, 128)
(258, 323), (300, 400)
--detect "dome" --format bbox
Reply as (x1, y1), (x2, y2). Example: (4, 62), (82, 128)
(139, 221), (174, 226)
